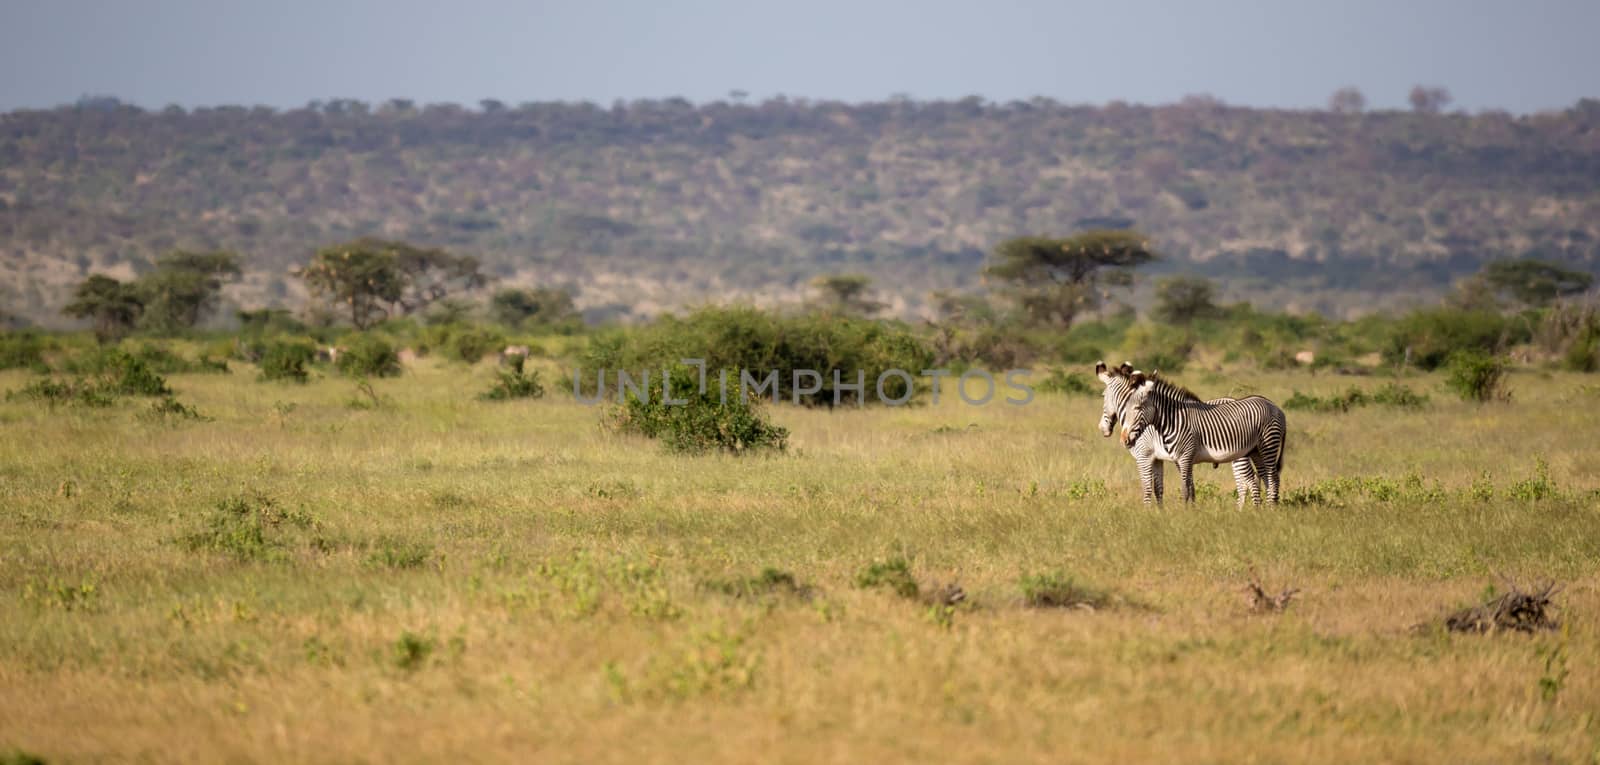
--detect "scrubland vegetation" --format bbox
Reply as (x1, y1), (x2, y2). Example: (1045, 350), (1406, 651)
(3, 296), (1599, 761)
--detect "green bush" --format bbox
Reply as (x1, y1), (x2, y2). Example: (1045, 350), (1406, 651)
(1034, 369), (1096, 396)
(582, 306), (933, 407)
(0, 332), (49, 372)
(6, 378), (118, 407)
(1384, 309), (1524, 370)
(440, 325), (506, 364)
(259, 339), (317, 383)
(1445, 350), (1510, 402)
(337, 334), (402, 378)
(854, 557), (919, 599)
(480, 355), (545, 400)
(608, 364), (788, 453)
(179, 491), (317, 563)
(1284, 383), (1428, 412)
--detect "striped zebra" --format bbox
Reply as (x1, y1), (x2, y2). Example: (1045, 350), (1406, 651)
(1097, 361), (1259, 505)
(1116, 369), (1287, 504)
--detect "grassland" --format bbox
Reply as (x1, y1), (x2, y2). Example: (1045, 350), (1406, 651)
(2, 358), (1598, 763)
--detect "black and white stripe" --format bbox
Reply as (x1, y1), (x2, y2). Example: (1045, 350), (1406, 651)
(1096, 362), (1260, 505)
(1117, 370), (1286, 504)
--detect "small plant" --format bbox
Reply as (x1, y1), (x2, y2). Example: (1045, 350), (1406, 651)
(1508, 458), (1557, 501)
(179, 491), (317, 562)
(1445, 350), (1510, 403)
(855, 557), (919, 600)
(480, 354), (545, 400)
(259, 339), (317, 383)
(365, 537), (435, 569)
(1019, 571), (1111, 609)
(391, 630), (436, 671)
(140, 395), (209, 423)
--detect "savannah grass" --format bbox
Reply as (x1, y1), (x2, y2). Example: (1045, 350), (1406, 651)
(2, 356), (1598, 762)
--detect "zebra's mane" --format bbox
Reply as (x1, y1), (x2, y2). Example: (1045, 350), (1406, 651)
(1148, 375), (1204, 403)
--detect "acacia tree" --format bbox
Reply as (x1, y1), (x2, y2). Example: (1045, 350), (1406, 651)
(136, 250), (241, 333)
(811, 273), (885, 316)
(986, 230), (1158, 326)
(63, 274), (144, 343)
(1479, 258), (1593, 306)
(299, 238), (485, 329)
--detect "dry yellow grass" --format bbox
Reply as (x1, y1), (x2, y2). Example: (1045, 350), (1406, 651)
(2, 360), (1597, 763)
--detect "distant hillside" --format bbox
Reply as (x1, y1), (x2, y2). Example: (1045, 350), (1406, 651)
(3, 96), (1599, 326)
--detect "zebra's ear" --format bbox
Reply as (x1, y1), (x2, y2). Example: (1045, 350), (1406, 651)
(1095, 361), (1112, 384)
(1118, 361), (1134, 376)
(1129, 370), (1146, 387)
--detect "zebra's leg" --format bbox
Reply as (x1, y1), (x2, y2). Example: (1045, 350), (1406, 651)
(1248, 453), (1267, 505)
(1152, 459), (1165, 505)
(1232, 457), (1259, 508)
(1178, 456), (1196, 503)
(1136, 452), (1158, 504)
(1264, 415), (1286, 504)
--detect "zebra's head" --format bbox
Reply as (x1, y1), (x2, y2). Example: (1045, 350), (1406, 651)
(1119, 371), (1157, 447)
(1095, 360), (1137, 439)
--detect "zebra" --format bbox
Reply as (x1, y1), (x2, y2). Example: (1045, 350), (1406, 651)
(1096, 361), (1259, 505)
(1116, 369), (1287, 504)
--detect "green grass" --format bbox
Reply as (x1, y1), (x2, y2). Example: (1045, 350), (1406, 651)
(2, 359), (1598, 762)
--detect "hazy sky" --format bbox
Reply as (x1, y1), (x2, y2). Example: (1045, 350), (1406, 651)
(2, 0), (1596, 113)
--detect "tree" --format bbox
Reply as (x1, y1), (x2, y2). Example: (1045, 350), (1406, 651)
(1479, 259), (1594, 306)
(63, 274), (144, 343)
(298, 240), (410, 329)
(136, 250), (241, 333)
(298, 238), (485, 329)
(986, 230), (1159, 326)
(391, 241), (487, 315)
(811, 273), (885, 316)
(490, 286), (578, 328)
(1328, 87), (1366, 114)
(1154, 275), (1221, 324)
(1409, 86), (1452, 114)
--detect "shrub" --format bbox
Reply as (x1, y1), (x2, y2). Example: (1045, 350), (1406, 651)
(1119, 322), (1192, 373)
(337, 334), (402, 378)
(480, 355), (545, 400)
(6, 378), (118, 407)
(259, 339), (317, 383)
(105, 352), (172, 396)
(854, 557), (919, 599)
(179, 491), (317, 562)
(1019, 571), (1112, 609)
(1384, 308), (1523, 370)
(444, 325), (506, 364)
(608, 364), (788, 454)
(0, 332), (48, 372)
(1284, 383), (1428, 412)
(391, 631), (436, 671)
(1034, 369), (1096, 396)
(582, 306), (933, 407)
(140, 396), (209, 423)
(1445, 350), (1509, 402)
(62, 344), (226, 376)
